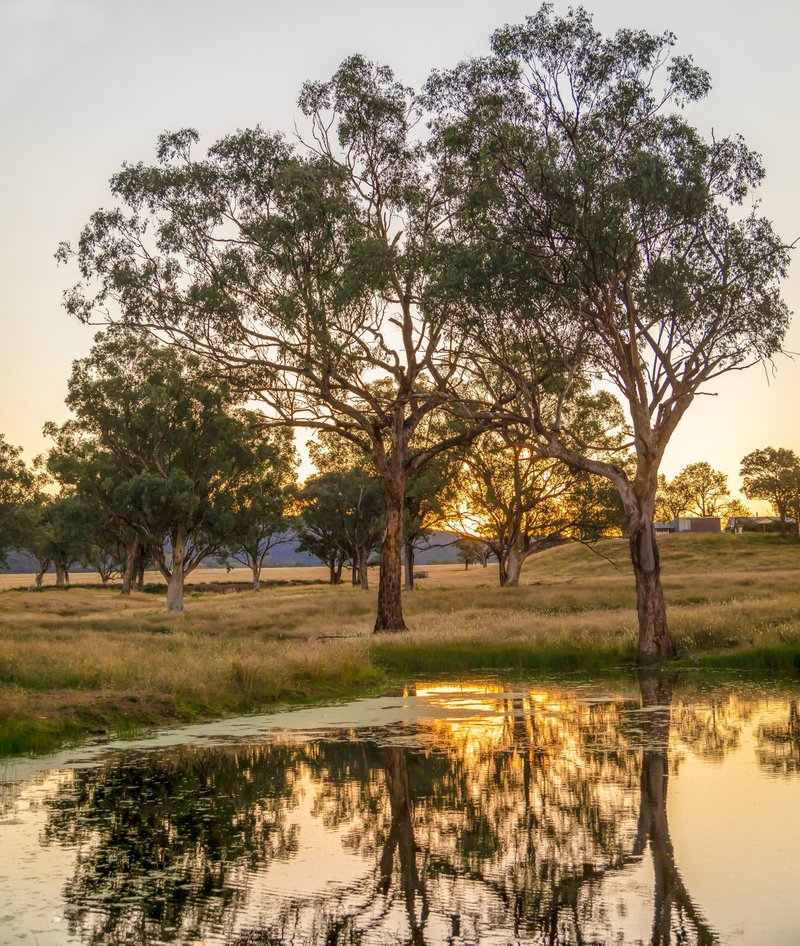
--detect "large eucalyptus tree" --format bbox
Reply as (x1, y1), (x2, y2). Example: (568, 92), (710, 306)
(60, 58), (491, 633)
(428, 5), (790, 660)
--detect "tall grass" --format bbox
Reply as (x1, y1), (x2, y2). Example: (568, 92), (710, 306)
(1, 532), (799, 755)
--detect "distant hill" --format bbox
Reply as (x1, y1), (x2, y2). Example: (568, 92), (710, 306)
(1, 530), (464, 574)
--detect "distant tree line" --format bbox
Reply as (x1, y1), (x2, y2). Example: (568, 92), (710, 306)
(655, 452), (800, 536)
(1, 6), (792, 662)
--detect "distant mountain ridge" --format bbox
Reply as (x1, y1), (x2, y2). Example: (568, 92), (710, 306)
(1, 530), (463, 574)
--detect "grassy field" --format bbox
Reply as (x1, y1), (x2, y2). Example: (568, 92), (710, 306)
(1, 532), (799, 756)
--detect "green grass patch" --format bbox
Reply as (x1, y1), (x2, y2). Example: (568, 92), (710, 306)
(371, 641), (634, 674)
(695, 647), (800, 673)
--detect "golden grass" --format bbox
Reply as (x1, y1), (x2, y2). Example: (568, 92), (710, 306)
(0, 564), (333, 590)
(1, 532), (799, 755)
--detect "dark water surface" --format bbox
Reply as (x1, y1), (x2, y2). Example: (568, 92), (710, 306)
(1, 673), (799, 945)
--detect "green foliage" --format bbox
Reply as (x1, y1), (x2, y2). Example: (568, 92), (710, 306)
(445, 430), (626, 584)
(740, 447), (800, 533)
(657, 462), (730, 521)
(217, 427), (298, 584)
(296, 468), (383, 584)
(51, 328), (286, 603)
(454, 538), (489, 569)
(0, 434), (33, 564)
(427, 3), (789, 502)
(21, 495), (94, 583)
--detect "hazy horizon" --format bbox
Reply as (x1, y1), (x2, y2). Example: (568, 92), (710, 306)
(1, 0), (797, 493)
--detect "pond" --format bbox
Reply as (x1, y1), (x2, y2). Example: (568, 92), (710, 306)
(1, 672), (799, 945)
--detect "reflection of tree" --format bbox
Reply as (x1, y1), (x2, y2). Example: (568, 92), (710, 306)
(636, 672), (717, 946)
(380, 747), (428, 943)
(42, 745), (302, 944)
(756, 700), (800, 774)
(671, 696), (750, 763)
(39, 681), (750, 945)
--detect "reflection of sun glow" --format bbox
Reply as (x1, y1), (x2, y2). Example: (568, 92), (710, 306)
(413, 681), (590, 760)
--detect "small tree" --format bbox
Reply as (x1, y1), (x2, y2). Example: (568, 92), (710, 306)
(455, 538), (489, 570)
(218, 429), (297, 591)
(19, 496), (53, 586)
(59, 329), (274, 611)
(295, 470), (383, 587)
(446, 433), (621, 587)
(670, 463), (730, 517)
(402, 450), (462, 590)
(655, 475), (689, 525)
(79, 505), (124, 584)
(45, 428), (144, 594)
(740, 447), (800, 537)
(26, 496), (93, 587)
(295, 475), (347, 585)
(720, 498), (752, 530)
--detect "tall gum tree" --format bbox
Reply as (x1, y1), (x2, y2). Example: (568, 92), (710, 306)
(60, 57), (494, 632)
(428, 5), (791, 661)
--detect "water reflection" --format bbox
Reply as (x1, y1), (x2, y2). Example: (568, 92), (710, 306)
(3, 677), (798, 944)
(756, 700), (800, 774)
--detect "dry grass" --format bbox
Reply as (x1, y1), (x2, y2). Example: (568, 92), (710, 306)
(1, 532), (799, 755)
(0, 564), (333, 590)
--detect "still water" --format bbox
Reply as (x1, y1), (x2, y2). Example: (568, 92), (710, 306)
(1, 673), (799, 945)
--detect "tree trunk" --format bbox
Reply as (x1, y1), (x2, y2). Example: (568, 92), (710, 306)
(404, 543), (414, 590)
(374, 479), (408, 633)
(166, 527), (187, 613)
(252, 564), (261, 591)
(630, 516), (675, 663)
(55, 564), (67, 588)
(135, 551), (145, 591)
(502, 545), (523, 587)
(121, 538), (137, 596)
(359, 548), (370, 591)
(635, 671), (716, 941)
(381, 747), (427, 939)
(35, 559), (49, 588)
(328, 556), (338, 585)
(351, 560), (360, 586)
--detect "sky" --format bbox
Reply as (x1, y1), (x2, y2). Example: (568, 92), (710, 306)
(0, 0), (797, 493)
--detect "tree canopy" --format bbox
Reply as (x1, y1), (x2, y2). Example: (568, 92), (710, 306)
(56, 5), (792, 658)
(51, 328), (284, 610)
(740, 447), (800, 536)
(426, 4), (790, 659)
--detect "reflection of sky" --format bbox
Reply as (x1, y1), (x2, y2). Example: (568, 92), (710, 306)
(671, 712), (800, 944)
(0, 684), (798, 944)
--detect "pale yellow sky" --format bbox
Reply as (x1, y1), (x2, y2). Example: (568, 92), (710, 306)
(0, 0), (797, 494)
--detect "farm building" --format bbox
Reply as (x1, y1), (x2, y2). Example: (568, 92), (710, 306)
(657, 517), (722, 534)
